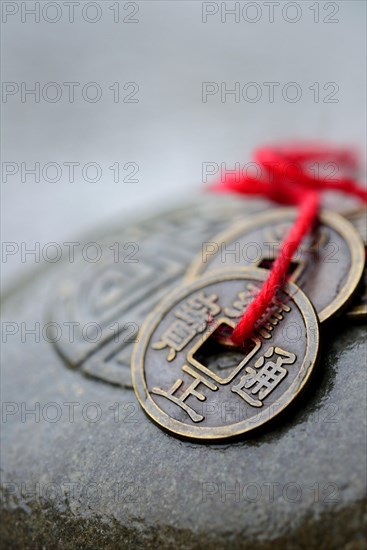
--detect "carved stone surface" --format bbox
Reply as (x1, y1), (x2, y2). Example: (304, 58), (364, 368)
(1, 194), (366, 549)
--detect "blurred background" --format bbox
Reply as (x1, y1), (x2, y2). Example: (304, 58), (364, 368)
(2, 0), (366, 292)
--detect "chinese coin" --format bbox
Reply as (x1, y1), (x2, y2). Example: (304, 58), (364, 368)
(132, 267), (319, 440)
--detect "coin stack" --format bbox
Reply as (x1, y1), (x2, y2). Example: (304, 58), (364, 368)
(132, 203), (366, 440)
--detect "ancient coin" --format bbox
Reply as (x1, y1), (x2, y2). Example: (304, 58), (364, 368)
(132, 267), (319, 440)
(187, 208), (365, 323)
(345, 207), (367, 319)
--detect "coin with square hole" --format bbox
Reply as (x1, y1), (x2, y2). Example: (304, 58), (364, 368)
(345, 207), (367, 320)
(132, 268), (319, 440)
(187, 208), (365, 323)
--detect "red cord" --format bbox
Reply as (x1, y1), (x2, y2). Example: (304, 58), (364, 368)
(211, 144), (366, 346)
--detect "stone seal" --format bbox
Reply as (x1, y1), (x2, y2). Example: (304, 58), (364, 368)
(1, 195), (366, 549)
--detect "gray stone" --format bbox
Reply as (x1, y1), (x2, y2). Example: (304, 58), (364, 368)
(1, 195), (366, 549)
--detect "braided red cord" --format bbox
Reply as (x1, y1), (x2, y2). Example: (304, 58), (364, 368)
(210, 144), (366, 346)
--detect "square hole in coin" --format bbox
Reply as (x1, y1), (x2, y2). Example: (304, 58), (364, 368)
(191, 322), (258, 382)
(258, 258), (300, 278)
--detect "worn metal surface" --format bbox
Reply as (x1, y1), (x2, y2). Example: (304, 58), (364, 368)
(133, 268), (319, 440)
(346, 207), (367, 319)
(1, 198), (366, 549)
(187, 208), (365, 322)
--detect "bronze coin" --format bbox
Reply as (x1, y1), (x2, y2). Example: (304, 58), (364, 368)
(345, 207), (367, 320)
(132, 268), (319, 440)
(345, 206), (367, 243)
(187, 208), (365, 323)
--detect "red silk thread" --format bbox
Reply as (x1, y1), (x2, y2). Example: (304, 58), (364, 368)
(211, 144), (367, 346)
